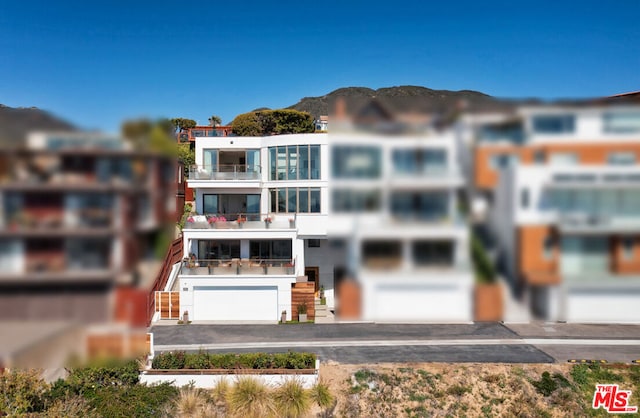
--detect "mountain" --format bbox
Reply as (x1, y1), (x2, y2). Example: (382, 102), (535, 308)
(286, 85), (525, 118)
(0, 104), (76, 149)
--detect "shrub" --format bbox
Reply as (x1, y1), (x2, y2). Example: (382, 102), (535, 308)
(310, 379), (334, 410)
(471, 233), (496, 284)
(212, 378), (231, 404)
(532, 371), (558, 396)
(152, 352), (316, 370)
(172, 386), (210, 417)
(82, 382), (178, 418)
(227, 376), (275, 418)
(0, 369), (49, 414)
(43, 395), (98, 417)
(152, 351), (186, 369)
(65, 358), (140, 388)
(184, 352), (211, 369)
(273, 378), (311, 418)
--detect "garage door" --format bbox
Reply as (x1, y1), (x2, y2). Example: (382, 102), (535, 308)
(373, 283), (471, 322)
(193, 286), (278, 321)
(567, 289), (640, 323)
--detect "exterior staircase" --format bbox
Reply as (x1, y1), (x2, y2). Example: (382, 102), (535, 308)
(314, 297), (335, 323)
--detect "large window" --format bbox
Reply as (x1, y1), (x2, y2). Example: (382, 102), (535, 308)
(608, 152), (636, 165)
(332, 146), (381, 179)
(198, 240), (240, 260)
(603, 112), (640, 134)
(545, 189), (640, 216)
(412, 241), (454, 267)
(392, 149), (447, 175)
(390, 191), (449, 221)
(332, 189), (381, 212)
(249, 240), (292, 259)
(532, 115), (575, 134)
(269, 145), (320, 180)
(202, 194), (260, 217)
(270, 188), (321, 213)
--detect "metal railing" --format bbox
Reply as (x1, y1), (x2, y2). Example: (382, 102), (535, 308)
(189, 164), (261, 181)
(180, 258), (295, 276)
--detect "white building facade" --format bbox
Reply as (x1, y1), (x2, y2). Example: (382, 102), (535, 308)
(181, 134), (330, 322)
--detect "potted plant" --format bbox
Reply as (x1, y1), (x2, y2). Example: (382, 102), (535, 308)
(281, 310), (287, 323)
(263, 216), (272, 229)
(207, 215), (218, 227)
(297, 302), (308, 322)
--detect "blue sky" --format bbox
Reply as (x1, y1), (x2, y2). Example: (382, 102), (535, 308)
(1, 1), (639, 132)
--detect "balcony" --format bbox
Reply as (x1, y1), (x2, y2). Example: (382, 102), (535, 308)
(558, 213), (640, 234)
(2, 208), (114, 236)
(183, 214), (297, 230)
(188, 165), (261, 181)
(179, 258), (295, 276)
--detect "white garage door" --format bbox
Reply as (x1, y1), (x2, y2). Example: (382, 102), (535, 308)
(373, 283), (471, 322)
(193, 286), (278, 321)
(567, 289), (640, 323)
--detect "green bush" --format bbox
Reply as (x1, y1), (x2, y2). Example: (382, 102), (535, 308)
(471, 233), (496, 284)
(152, 351), (186, 369)
(65, 358), (140, 389)
(82, 382), (178, 418)
(184, 352), (211, 369)
(152, 351), (316, 370)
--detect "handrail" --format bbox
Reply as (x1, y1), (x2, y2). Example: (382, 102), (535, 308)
(189, 164), (261, 173)
(147, 236), (183, 325)
(180, 258), (294, 276)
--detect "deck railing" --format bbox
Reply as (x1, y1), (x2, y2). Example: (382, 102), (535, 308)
(180, 258), (295, 276)
(147, 236), (183, 325)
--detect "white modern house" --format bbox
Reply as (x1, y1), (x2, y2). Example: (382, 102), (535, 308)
(180, 133), (330, 322)
(328, 129), (473, 322)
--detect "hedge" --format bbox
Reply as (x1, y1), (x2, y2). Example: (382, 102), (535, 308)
(152, 351), (316, 370)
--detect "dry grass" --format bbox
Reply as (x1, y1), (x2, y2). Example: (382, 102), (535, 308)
(272, 377), (311, 418)
(319, 362), (640, 417)
(226, 376), (275, 418)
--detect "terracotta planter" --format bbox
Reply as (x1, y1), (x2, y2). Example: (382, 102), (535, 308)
(474, 283), (503, 322)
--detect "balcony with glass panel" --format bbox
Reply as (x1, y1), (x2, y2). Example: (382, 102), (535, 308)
(543, 182), (640, 233)
(180, 239), (296, 276)
(188, 149), (262, 185)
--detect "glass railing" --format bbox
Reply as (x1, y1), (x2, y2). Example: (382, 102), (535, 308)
(558, 213), (640, 230)
(189, 164), (261, 181)
(183, 213), (297, 230)
(180, 258), (295, 276)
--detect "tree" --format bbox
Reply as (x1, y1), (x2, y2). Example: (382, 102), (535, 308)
(170, 118), (197, 133)
(230, 109), (315, 136)
(120, 118), (176, 156)
(176, 144), (195, 174)
(231, 112), (262, 136)
(271, 109), (314, 134)
(208, 115), (222, 127)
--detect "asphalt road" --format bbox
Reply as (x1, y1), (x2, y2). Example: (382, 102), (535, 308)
(150, 323), (640, 364)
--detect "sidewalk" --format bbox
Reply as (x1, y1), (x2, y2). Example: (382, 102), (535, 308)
(505, 322), (640, 339)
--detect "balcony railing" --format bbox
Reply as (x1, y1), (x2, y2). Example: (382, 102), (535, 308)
(189, 164), (261, 181)
(4, 208), (114, 230)
(180, 258), (295, 276)
(558, 213), (640, 232)
(183, 213), (296, 230)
